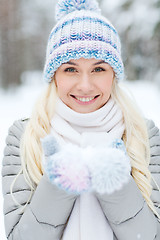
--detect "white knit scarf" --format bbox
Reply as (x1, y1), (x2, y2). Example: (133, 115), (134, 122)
(50, 97), (125, 240)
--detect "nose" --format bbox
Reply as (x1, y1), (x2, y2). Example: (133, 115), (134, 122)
(76, 74), (94, 93)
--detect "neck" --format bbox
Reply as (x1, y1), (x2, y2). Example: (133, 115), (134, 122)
(54, 97), (116, 128)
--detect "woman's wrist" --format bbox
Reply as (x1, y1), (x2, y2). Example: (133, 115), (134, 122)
(30, 174), (77, 226)
(94, 175), (144, 223)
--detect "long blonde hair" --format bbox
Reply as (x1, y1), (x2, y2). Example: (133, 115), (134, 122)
(18, 79), (160, 219)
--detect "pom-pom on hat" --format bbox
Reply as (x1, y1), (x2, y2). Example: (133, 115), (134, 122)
(55, 0), (101, 21)
(43, 0), (124, 83)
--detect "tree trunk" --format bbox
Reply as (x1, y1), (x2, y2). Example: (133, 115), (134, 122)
(0, 0), (22, 88)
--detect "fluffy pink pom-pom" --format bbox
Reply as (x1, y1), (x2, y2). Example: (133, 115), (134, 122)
(54, 163), (90, 192)
(44, 143), (91, 193)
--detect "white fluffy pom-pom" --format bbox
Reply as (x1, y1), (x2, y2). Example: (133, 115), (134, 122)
(87, 147), (131, 194)
(55, 0), (101, 21)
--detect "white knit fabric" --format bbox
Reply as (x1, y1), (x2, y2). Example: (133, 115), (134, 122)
(43, 6), (124, 83)
(50, 97), (125, 240)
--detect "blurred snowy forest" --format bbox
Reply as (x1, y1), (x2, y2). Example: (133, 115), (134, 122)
(0, 1), (160, 239)
(0, 0), (160, 89)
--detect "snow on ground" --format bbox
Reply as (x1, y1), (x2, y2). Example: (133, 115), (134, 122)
(0, 76), (160, 239)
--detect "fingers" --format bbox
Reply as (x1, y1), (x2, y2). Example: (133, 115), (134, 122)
(41, 134), (59, 157)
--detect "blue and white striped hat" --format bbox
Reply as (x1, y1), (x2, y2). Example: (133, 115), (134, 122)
(43, 0), (124, 83)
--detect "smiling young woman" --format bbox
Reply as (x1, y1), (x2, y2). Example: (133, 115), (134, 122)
(2, 0), (160, 239)
(54, 58), (114, 113)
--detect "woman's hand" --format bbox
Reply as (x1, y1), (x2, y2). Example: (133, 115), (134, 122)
(41, 135), (131, 195)
(41, 135), (91, 194)
(87, 139), (131, 194)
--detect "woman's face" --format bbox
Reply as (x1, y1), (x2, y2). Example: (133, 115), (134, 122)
(54, 58), (114, 113)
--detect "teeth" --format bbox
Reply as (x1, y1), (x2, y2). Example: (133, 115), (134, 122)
(75, 96), (95, 102)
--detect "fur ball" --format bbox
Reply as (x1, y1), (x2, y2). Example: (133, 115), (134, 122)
(55, 0), (101, 21)
(42, 136), (131, 195)
(43, 143), (91, 194)
(86, 147), (131, 194)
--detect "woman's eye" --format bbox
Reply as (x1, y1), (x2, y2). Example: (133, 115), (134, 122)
(64, 67), (77, 72)
(93, 67), (105, 72)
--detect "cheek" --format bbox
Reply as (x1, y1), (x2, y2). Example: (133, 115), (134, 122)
(56, 81), (65, 96)
(55, 71), (73, 100)
(54, 75), (63, 96)
(55, 78), (72, 97)
(100, 77), (113, 95)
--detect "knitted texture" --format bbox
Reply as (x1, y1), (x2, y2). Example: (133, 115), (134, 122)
(43, 0), (124, 83)
(42, 135), (131, 194)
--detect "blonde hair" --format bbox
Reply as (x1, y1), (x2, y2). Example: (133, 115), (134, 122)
(111, 80), (160, 219)
(20, 81), (57, 187)
(14, 78), (160, 219)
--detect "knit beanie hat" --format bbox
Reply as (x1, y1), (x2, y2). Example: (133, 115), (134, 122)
(43, 0), (124, 83)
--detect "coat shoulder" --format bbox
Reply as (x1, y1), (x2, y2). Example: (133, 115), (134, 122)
(3, 118), (29, 167)
(146, 119), (160, 139)
(5, 118), (29, 148)
(7, 118), (29, 140)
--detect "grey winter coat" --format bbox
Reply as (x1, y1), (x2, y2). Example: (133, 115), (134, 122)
(2, 119), (160, 240)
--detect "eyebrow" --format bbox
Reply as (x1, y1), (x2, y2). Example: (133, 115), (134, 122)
(63, 61), (77, 66)
(63, 60), (107, 66)
(93, 60), (107, 65)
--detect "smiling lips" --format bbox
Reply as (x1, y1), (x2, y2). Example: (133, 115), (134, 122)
(71, 95), (99, 105)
